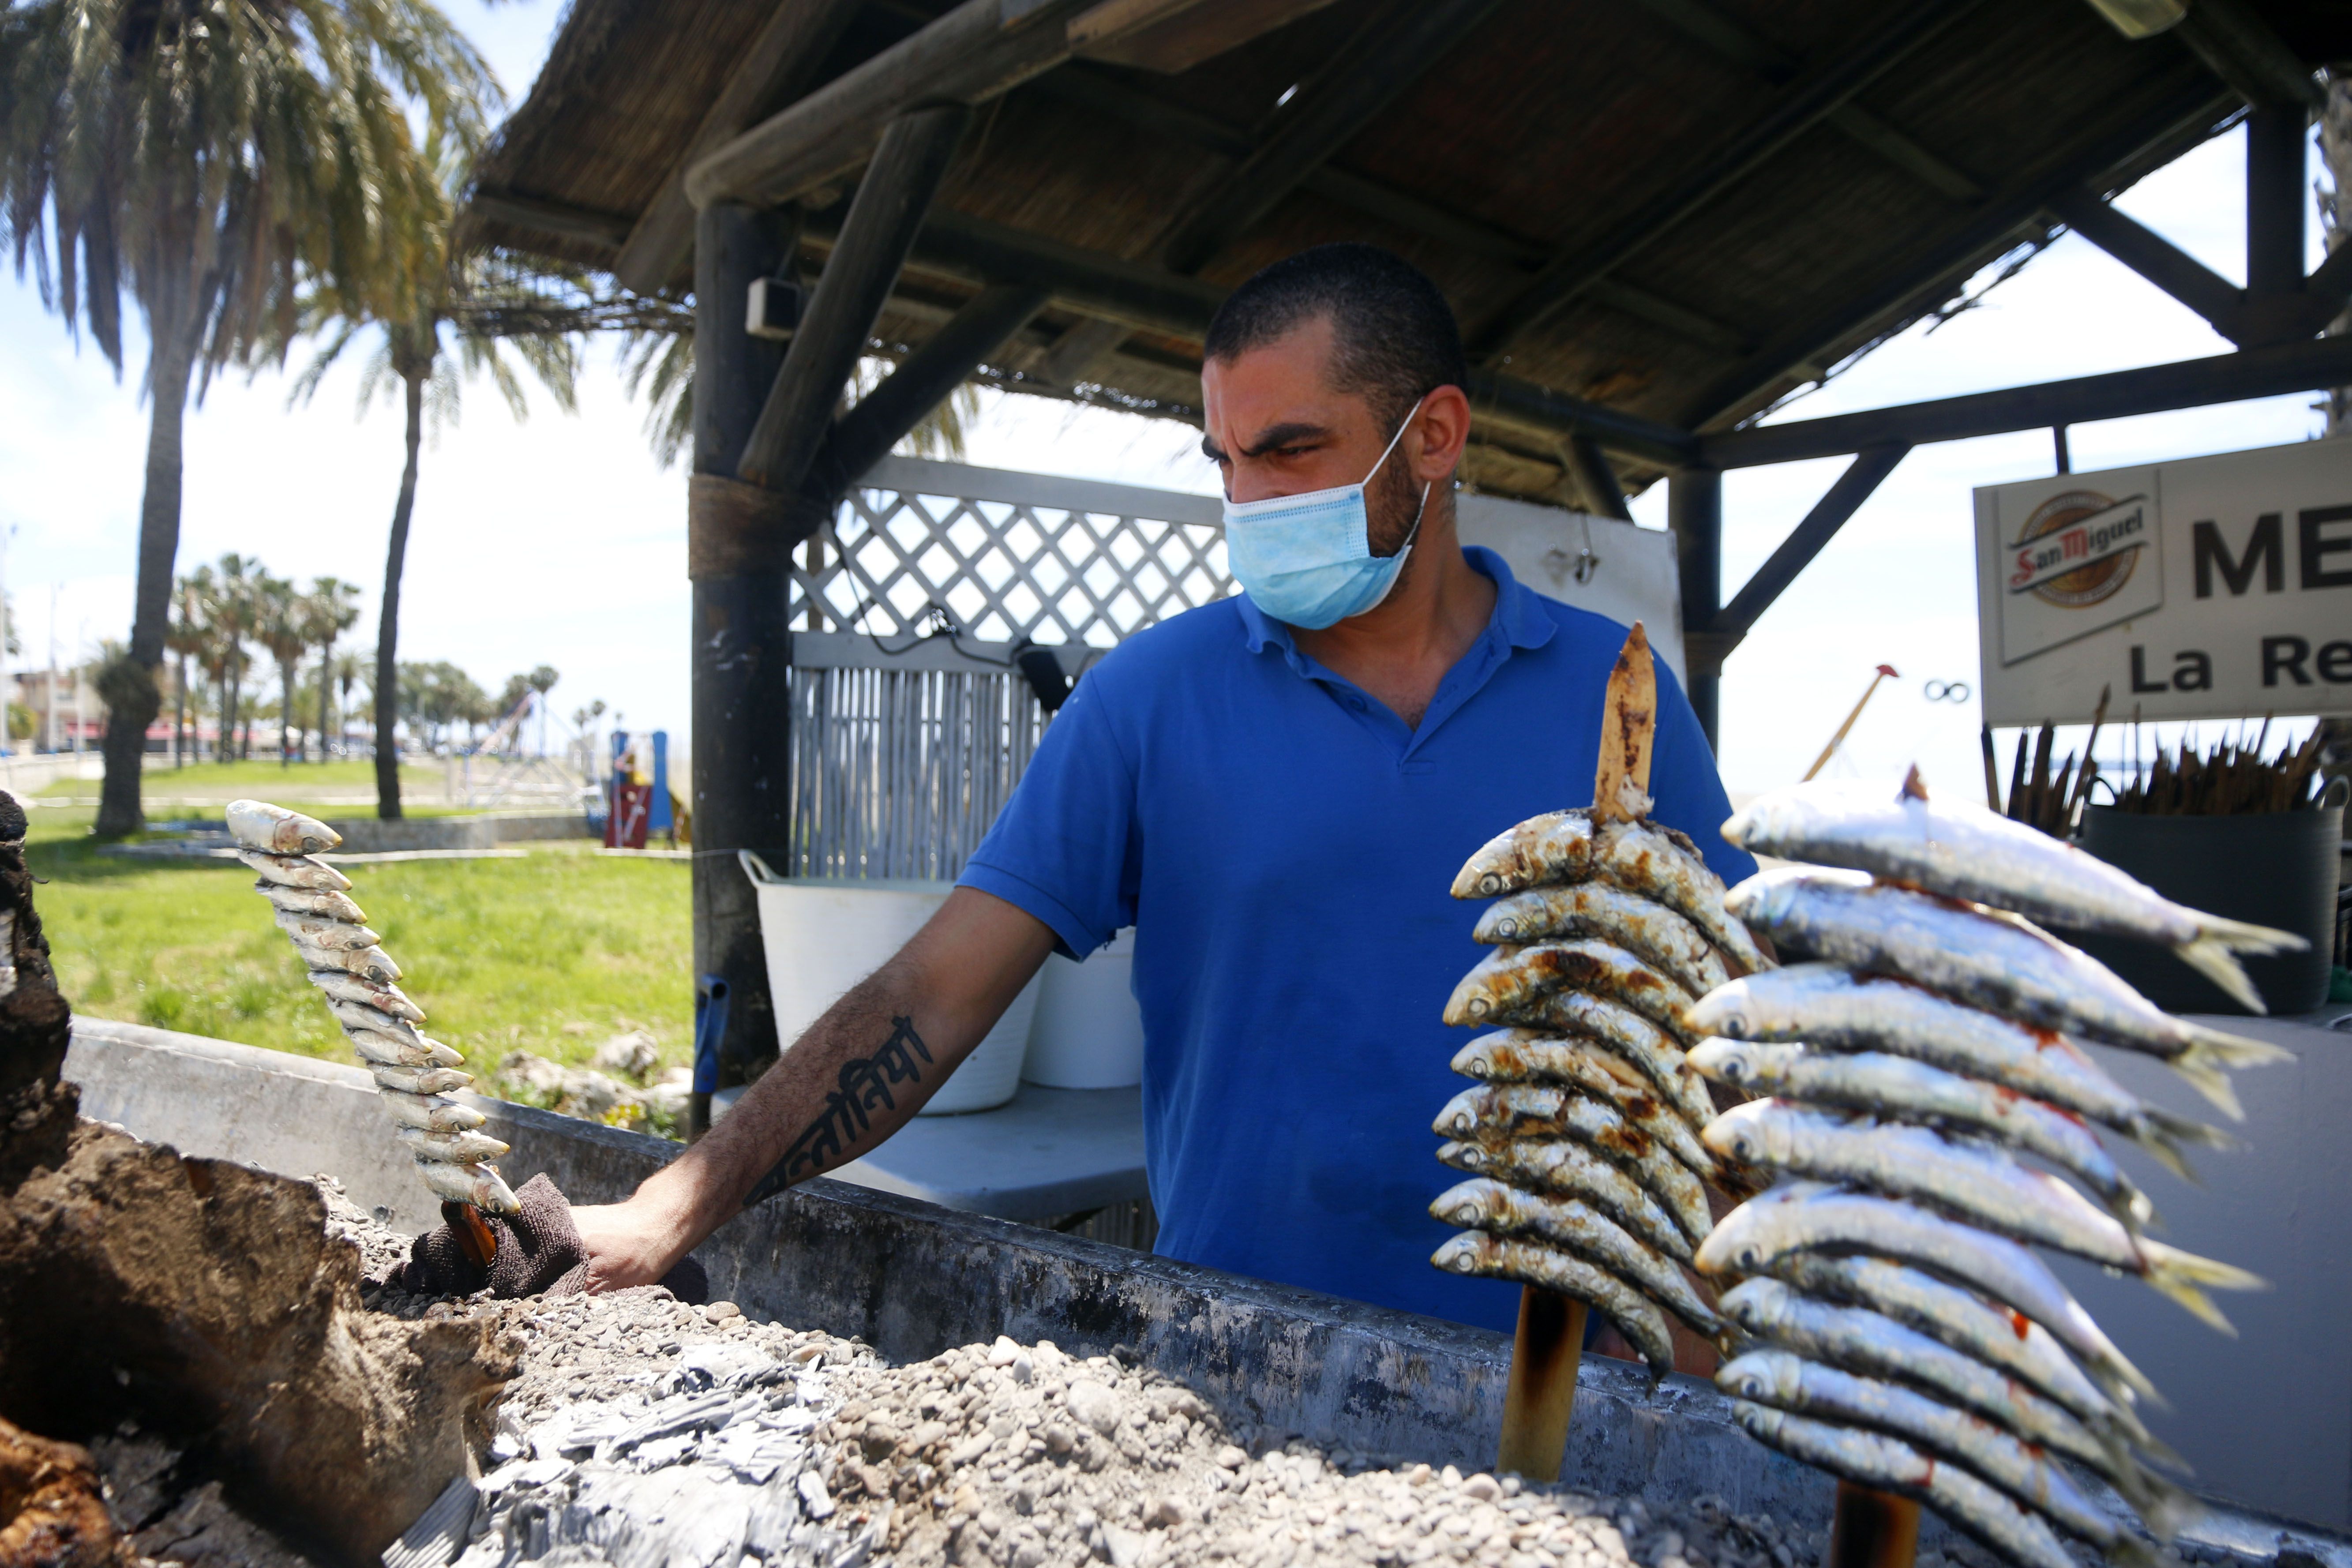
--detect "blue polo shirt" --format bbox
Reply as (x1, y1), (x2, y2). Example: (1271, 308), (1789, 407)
(958, 548), (1753, 1332)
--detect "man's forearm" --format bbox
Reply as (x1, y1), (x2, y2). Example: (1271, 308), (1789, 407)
(632, 971), (948, 1249)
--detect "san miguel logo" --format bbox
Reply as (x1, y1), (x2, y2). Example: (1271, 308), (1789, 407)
(2007, 490), (2151, 606)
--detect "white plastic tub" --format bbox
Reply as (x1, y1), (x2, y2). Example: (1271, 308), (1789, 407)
(1023, 927), (1145, 1089)
(738, 854), (1038, 1115)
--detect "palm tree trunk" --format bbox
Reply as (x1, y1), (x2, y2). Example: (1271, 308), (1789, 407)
(94, 298), (198, 836)
(173, 652), (187, 769)
(375, 370), (425, 819)
(280, 659), (296, 766)
(316, 643), (333, 761)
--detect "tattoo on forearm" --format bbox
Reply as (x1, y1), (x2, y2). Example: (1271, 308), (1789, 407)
(743, 1017), (933, 1208)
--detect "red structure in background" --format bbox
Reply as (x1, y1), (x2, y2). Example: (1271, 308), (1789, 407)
(605, 781), (650, 849)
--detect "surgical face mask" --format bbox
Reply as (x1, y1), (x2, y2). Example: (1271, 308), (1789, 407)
(1221, 405), (1433, 630)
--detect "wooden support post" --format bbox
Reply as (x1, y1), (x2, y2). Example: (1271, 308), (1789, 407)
(1827, 1482), (1921, 1568)
(689, 203), (804, 1127)
(1668, 470), (1723, 750)
(2245, 102), (2307, 303)
(1496, 1288), (1587, 1480)
(737, 104), (971, 496)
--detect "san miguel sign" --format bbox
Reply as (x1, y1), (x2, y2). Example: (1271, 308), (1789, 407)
(1975, 439), (2352, 725)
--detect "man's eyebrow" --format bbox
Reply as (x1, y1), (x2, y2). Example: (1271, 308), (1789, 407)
(1211, 421), (1333, 460)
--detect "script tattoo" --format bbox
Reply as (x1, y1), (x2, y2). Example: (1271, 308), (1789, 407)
(745, 1017), (933, 1208)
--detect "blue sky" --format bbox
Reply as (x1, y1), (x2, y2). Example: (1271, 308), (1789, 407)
(0, 6), (2326, 792)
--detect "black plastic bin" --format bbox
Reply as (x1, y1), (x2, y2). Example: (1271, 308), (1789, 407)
(2074, 788), (2346, 1015)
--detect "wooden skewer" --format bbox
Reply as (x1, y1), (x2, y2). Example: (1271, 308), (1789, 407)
(1494, 622), (1655, 1479)
(1827, 1482), (1920, 1568)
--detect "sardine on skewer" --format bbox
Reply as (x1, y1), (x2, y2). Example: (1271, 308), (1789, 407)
(1722, 770), (2304, 1013)
(1516, 993), (1714, 1125)
(1473, 883), (1730, 996)
(1437, 1079), (1717, 1183)
(1439, 1053), (1722, 1175)
(1450, 812), (1769, 973)
(1433, 1231), (1678, 1374)
(227, 800), (341, 855)
(1437, 1137), (1691, 1262)
(348, 1029), (466, 1070)
(1718, 1279), (2166, 1490)
(1687, 966), (2233, 1178)
(1688, 1039), (2155, 1228)
(379, 1087), (489, 1133)
(1694, 1182), (2159, 1404)
(1725, 869), (2289, 1116)
(316, 976), (428, 1024)
(1719, 1352), (2164, 1554)
(1762, 1257), (2168, 1459)
(1437, 1088), (1714, 1244)
(255, 881), (368, 924)
(1430, 1178), (1725, 1337)
(296, 943), (403, 984)
(1444, 938), (1696, 1035)
(368, 1062), (474, 1096)
(273, 910), (384, 950)
(413, 1156), (521, 1211)
(239, 848), (353, 892)
(1729, 1404), (2086, 1568)
(1703, 1103), (2263, 1330)
(394, 1126), (512, 1163)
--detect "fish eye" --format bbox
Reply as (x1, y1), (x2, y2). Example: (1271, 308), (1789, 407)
(1479, 875), (1503, 896)
(1737, 1245), (1763, 1268)
(1720, 1019), (1749, 1040)
(1719, 1059), (1748, 1082)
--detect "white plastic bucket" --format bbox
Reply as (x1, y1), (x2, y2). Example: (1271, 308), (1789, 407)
(1023, 927), (1145, 1089)
(738, 853), (1038, 1115)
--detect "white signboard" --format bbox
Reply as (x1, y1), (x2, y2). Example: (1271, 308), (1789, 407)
(1974, 439), (2352, 725)
(1458, 493), (1688, 686)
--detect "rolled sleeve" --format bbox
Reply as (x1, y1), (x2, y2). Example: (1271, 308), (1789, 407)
(957, 665), (1142, 961)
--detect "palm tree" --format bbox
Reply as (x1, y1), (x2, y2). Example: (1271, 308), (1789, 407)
(164, 574), (206, 766)
(331, 649), (368, 755)
(291, 137), (683, 820)
(182, 552), (259, 761)
(254, 573), (313, 764)
(526, 664), (559, 755)
(303, 577), (360, 761)
(1, 0), (496, 834)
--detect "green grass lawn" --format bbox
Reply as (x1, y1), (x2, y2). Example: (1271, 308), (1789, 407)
(40, 758), (484, 818)
(28, 798), (695, 1080)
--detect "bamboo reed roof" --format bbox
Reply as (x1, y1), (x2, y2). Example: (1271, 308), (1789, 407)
(466, 0), (2336, 504)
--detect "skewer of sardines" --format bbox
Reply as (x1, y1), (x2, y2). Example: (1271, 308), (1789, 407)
(229, 800), (520, 1229)
(1427, 624), (1767, 1388)
(1683, 766), (2296, 1568)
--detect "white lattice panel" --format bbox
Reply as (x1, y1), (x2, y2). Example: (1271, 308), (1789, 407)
(788, 456), (1234, 644)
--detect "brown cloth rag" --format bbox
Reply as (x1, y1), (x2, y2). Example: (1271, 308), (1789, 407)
(390, 1172), (708, 1303)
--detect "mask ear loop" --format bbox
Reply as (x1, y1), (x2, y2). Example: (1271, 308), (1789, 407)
(1376, 395), (1436, 560)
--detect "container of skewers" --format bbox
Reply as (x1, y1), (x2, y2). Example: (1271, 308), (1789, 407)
(1682, 766), (2303, 1568)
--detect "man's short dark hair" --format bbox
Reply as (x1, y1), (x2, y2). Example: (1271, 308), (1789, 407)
(1203, 243), (1468, 429)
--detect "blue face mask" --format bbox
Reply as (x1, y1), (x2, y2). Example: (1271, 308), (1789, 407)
(1222, 406), (1432, 630)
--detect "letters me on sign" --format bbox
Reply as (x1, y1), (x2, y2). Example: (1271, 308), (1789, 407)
(1973, 440), (2352, 726)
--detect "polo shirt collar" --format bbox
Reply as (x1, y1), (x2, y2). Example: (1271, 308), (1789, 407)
(1235, 544), (1557, 657)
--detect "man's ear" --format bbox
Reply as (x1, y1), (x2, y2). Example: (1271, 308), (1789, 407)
(1411, 385), (1474, 481)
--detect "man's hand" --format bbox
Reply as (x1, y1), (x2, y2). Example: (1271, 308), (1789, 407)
(571, 888), (1059, 1293)
(570, 1195), (692, 1293)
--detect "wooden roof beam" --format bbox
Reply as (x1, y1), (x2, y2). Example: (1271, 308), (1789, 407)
(1674, 87), (2238, 431)
(1563, 437), (1632, 522)
(811, 283), (1051, 494)
(688, 0), (1093, 211)
(1631, 0), (1982, 201)
(738, 105), (970, 495)
(612, 0), (863, 294)
(807, 201), (1703, 464)
(1697, 333), (2352, 469)
(2046, 186), (2247, 340)
(1466, 0), (1984, 364)
(1029, 68), (1754, 356)
(1707, 443), (1909, 641)
(467, 190), (633, 251)
(2166, 0), (2322, 110)
(1154, 0), (1503, 276)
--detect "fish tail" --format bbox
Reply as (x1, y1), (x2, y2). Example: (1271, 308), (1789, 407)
(2128, 1109), (2235, 1185)
(2193, 912), (2309, 957)
(2163, 1050), (2248, 1122)
(2178, 1020), (2296, 1071)
(2139, 1239), (2267, 1334)
(2172, 938), (2268, 1015)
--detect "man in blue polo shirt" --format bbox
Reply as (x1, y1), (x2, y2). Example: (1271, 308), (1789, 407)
(575, 244), (1755, 1333)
